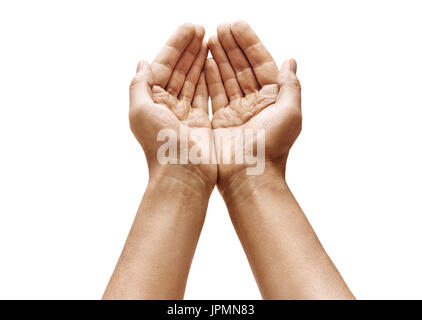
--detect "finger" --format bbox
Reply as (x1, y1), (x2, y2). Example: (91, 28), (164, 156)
(192, 71), (209, 114)
(230, 20), (278, 86)
(166, 25), (205, 96)
(151, 23), (196, 88)
(208, 35), (243, 101)
(277, 59), (301, 109)
(217, 23), (260, 94)
(179, 41), (208, 102)
(130, 60), (154, 109)
(205, 58), (229, 114)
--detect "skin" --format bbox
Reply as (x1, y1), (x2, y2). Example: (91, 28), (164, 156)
(103, 23), (216, 299)
(104, 21), (354, 300)
(205, 21), (355, 299)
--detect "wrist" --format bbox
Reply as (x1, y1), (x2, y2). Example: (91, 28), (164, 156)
(148, 164), (215, 200)
(219, 163), (288, 206)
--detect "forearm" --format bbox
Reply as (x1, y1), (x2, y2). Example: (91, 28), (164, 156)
(103, 166), (212, 299)
(221, 164), (354, 300)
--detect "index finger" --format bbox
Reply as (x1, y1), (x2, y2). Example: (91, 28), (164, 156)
(151, 23), (196, 87)
(230, 20), (278, 86)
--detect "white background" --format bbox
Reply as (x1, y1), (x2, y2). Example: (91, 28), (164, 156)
(1, 0), (421, 299)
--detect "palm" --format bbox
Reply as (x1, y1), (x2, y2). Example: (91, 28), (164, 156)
(152, 86), (216, 184)
(205, 21), (301, 188)
(129, 23), (217, 187)
(151, 86), (211, 129)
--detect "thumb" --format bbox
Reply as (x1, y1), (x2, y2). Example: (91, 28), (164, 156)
(276, 59), (301, 108)
(130, 60), (154, 109)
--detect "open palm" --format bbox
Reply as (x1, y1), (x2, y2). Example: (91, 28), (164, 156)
(205, 21), (302, 190)
(129, 24), (216, 188)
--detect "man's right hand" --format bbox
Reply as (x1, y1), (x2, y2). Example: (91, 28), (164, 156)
(205, 21), (302, 193)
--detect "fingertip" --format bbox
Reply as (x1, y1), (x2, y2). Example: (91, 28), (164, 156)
(289, 59), (297, 73)
(217, 23), (233, 45)
(217, 22), (231, 35)
(178, 22), (196, 38)
(201, 40), (208, 52)
(136, 60), (149, 72)
(208, 35), (218, 48)
(280, 58), (297, 74)
(180, 22), (195, 31)
(280, 59), (288, 70)
(201, 42), (209, 60)
(208, 34), (218, 46)
(136, 61), (142, 72)
(195, 24), (206, 39)
(278, 59), (301, 90)
(135, 60), (153, 87)
(230, 20), (250, 34)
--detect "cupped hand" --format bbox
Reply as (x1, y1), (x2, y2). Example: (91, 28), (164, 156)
(205, 21), (302, 191)
(129, 23), (217, 190)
